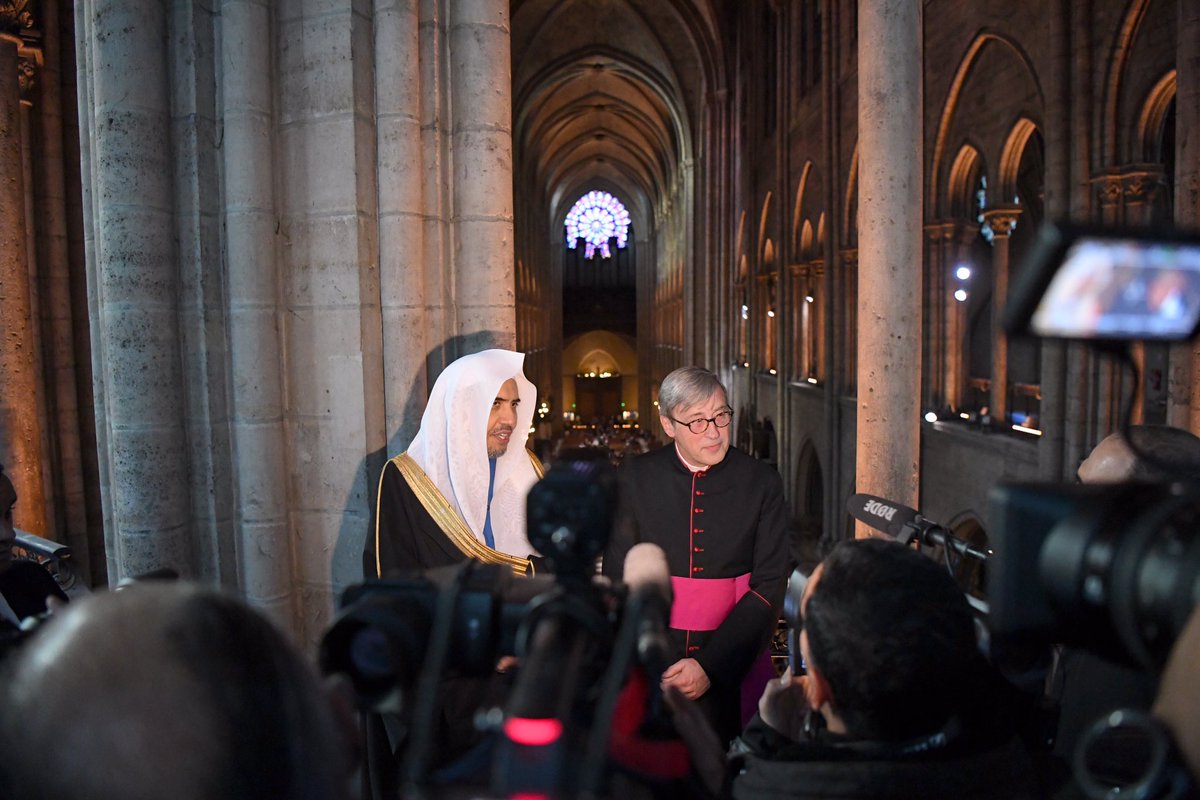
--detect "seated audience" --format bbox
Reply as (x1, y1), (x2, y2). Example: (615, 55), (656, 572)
(0, 582), (358, 800)
(673, 537), (1037, 799)
(0, 464), (66, 637)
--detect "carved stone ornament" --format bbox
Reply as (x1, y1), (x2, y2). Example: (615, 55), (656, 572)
(0, 0), (33, 36)
(17, 52), (34, 96)
(1098, 177), (1124, 206)
(982, 207), (1021, 238)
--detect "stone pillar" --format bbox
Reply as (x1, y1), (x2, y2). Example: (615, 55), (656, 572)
(377, 0), (430, 452)
(983, 206), (1021, 423)
(77, 0), (193, 578)
(276, 3), (386, 643)
(221, 0), (294, 620)
(855, 0), (922, 533)
(1039, 0), (1071, 479)
(1178, 0), (1200, 433)
(0, 31), (49, 536)
(34, 0), (91, 573)
(450, 0), (515, 347)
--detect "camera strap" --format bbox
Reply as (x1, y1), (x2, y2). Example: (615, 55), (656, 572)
(391, 453), (536, 576)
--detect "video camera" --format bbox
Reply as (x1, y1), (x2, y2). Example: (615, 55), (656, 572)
(991, 222), (1200, 799)
(321, 457), (681, 798)
(989, 222), (1200, 669)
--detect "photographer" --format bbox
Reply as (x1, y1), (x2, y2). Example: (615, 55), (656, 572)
(683, 538), (1037, 799)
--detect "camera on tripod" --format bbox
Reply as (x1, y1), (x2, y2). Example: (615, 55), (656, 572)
(321, 456), (673, 797)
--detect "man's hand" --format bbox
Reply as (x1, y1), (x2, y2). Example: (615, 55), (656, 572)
(757, 667), (810, 740)
(661, 657), (710, 700)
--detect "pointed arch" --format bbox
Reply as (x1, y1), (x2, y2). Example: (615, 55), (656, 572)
(1138, 69), (1177, 163)
(997, 118), (1039, 201)
(843, 142), (859, 248)
(1101, 0), (1152, 164)
(930, 31), (1044, 217)
(792, 160), (814, 254)
(757, 191), (774, 270)
(947, 144), (982, 219)
(800, 220), (815, 260)
(735, 210), (748, 279)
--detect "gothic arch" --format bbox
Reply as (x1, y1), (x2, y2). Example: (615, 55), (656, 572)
(757, 191), (774, 270)
(843, 142), (858, 248)
(945, 510), (989, 597)
(800, 220), (815, 260)
(997, 118), (1039, 202)
(791, 160), (814, 254)
(793, 437), (824, 527)
(1101, 0), (1152, 165)
(930, 30), (1044, 218)
(1137, 69), (1176, 163)
(735, 210), (748, 280)
(947, 144), (983, 219)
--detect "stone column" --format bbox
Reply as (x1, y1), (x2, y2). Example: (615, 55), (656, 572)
(1179, 0), (1200, 432)
(77, 0), (193, 578)
(855, 0), (922, 532)
(450, 0), (515, 348)
(221, 0), (294, 621)
(0, 31), (49, 536)
(35, 0), (91, 571)
(377, 0), (430, 452)
(1039, 0), (1071, 479)
(276, 3), (386, 644)
(983, 206), (1021, 423)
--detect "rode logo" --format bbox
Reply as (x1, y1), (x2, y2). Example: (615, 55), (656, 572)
(863, 499), (897, 521)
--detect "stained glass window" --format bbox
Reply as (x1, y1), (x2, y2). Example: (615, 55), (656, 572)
(564, 190), (631, 259)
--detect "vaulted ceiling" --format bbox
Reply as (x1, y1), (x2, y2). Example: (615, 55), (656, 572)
(511, 0), (727, 232)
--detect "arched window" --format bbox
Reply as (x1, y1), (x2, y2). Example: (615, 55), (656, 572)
(564, 191), (631, 259)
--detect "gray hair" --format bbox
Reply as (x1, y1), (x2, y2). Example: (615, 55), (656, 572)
(658, 366), (727, 418)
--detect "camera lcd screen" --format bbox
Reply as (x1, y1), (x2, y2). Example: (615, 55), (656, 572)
(1027, 236), (1200, 340)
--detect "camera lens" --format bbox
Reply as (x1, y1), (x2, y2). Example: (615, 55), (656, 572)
(1039, 483), (1200, 667)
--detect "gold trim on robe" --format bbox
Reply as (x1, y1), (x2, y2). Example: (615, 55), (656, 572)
(374, 451), (542, 578)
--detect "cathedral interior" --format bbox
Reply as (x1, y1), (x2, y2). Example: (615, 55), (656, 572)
(0, 0), (1197, 645)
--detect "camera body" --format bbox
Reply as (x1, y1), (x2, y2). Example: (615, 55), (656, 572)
(989, 221), (1200, 798)
(987, 480), (1200, 669)
(322, 457), (647, 796)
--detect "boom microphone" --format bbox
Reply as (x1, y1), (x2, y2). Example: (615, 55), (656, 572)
(847, 493), (990, 561)
(623, 543), (673, 676)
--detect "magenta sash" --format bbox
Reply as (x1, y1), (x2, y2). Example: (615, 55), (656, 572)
(669, 573), (752, 631)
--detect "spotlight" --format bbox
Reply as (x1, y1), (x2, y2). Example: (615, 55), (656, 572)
(954, 289), (968, 302)
(955, 265), (971, 281)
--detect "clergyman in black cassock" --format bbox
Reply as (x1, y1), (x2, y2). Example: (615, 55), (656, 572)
(604, 366), (790, 744)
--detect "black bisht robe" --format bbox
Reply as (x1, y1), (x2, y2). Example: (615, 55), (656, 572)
(604, 444), (791, 743)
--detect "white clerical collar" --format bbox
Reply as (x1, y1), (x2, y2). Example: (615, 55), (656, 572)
(674, 444), (708, 473)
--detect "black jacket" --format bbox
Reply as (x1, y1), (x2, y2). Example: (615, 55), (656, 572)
(730, 713), (1040, 800)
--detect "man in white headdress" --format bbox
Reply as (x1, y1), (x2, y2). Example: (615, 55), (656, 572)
(367, 348), (544, 579)
(361, 350), (544, 790)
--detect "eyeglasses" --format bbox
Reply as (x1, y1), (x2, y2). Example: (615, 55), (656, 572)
(669, 409), (733, 434)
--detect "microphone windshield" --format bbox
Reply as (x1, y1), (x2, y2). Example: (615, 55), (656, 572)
(847, 493), (920, 538)
(623, 543), (672, 600)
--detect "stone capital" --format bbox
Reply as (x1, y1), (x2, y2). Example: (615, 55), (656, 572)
(982, 206), (1022, 238)
(0, 0), (32, 37)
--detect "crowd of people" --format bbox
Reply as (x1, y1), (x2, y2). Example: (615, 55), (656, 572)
(0, 349), (1198, 800)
